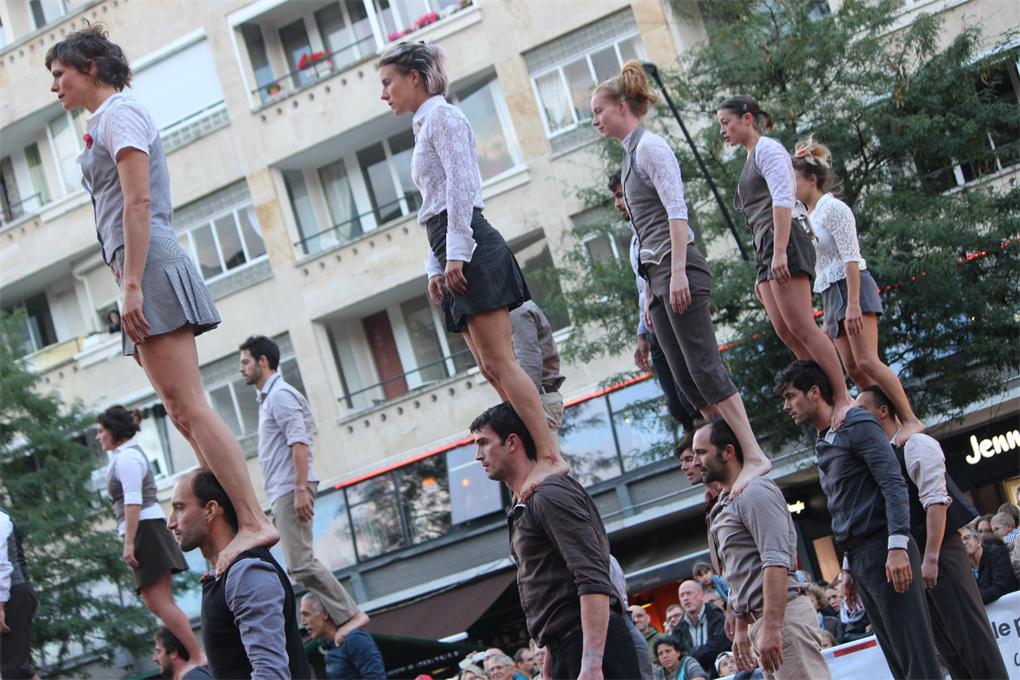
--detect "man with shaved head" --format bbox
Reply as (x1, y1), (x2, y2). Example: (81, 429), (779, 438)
(674, 579), (730, 674)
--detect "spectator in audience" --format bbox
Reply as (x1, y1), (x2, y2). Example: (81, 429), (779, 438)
(702, 587), (726, 612)
(692, 562), (729, 604)
(653, 636), (708, 680)
(976, 514), (994, 538)
(664, 603), (685, 638)
(1012, 536), (1020, 583)
(805, 585), (839, 641)
(299, 594), (385, 680)
(824, 584), (841, 613)
(107, 309), (122, 334)
(998, 503), (1020, 526)
(674, 579), (731, 675)
(715, 652), (737, 678)
(459, 664), (488, 680)
(529, 641), (546, 680)
(817, 631), (836, 649)
(513, 647), (537, 678)
(484, 649), (527, 680)
(630, 605), (663, 665)
(991, 511), (1019, 547)
(961, 525), (1020, 603)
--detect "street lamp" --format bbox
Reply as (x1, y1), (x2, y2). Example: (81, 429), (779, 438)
(642, 62), (749, 261)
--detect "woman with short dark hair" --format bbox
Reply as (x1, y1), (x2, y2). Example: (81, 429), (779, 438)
(652, 636), (707, 680)
(96, 405), (204, 665)
(377, 41), (566, 489)
(47, 25), (277, 574)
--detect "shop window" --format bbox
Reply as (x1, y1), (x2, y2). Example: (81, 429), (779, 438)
(447, 442), (504, 524)
(347, 475), (404, 560)
(398, 455), (452, 543)
(312, 490), (358, 571)
(559, 396), (622, 486)
(609, 379), (675, 471)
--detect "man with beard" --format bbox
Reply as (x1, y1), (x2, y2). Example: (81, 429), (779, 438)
(695, 419), (829, 679)
(238, 335), (368, 645)
(152, 628), (211, 680)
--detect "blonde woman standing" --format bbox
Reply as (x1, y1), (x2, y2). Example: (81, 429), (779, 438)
(591, 62), (771, 492)
(792, 138), (925, 444)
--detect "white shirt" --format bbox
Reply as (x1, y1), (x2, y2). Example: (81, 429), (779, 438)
(107, 439), (165, 536)
(411, 95), (484, 278)
(809, 192), (868, 293)
(0, 511), (13, 603)
(82, 93), (158, 166)
(896, 431), (953, 509)
(753, 136), (796, 208)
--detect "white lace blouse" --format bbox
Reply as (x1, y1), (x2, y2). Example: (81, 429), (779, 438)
(809, 192), (868, 293)
(411, 95), (484, 279)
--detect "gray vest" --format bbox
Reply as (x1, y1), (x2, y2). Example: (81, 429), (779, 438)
(2, 510), (30, 590)
(106, 444), (159, 526)
(80, 97), (176, 264)
(623, 125), (673, 266)
(734, 141), (778, 247)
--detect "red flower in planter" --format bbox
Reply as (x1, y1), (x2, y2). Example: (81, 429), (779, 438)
(83, 132), (93, 149)
(298, 51), (329, 70)
(414, 11), (440, 28)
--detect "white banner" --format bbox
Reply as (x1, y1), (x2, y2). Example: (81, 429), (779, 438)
(987, 590), (1020, 679)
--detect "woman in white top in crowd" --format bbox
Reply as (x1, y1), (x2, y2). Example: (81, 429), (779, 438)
(591, 64), (771, 492)
(47, 25), (277, 573)
(97, 405), (205, 666)
(377, 42), (566, 487)
(792, 138), (925, 444)
(717, 96), (852, 429)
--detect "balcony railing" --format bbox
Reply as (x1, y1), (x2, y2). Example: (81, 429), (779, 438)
(294, 194), (420, 255)
(1, 193), (42, 226)
(341, 348), (476, 410)
(253, 35), (377, 103)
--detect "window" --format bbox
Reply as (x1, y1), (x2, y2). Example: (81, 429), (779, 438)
(609, 379), (674, 471)
(455, 79), (522, 180)
(4, 293), (57, 354)
(559, 396), (622, 486)
(524, 9), (645, 142)
(347, 476), (404, 560)
(130, 39), (226, 137)
(279, 18), (316, 88)
(357, 131), (421, 226)
(242, 24), (277, 103)
(176, 192), (266, 284)
(25, 144), (51, 205)
(512, 232), (570, 330)
(29, 0), (63, 28)
(314, 2), (374, 72)
(47, 110), (86, 196)
(312, 490), (358, 570)
(398, 455), (451, 543)
(447, 442), (504, 524)
(400, 297), (449, 385)
(319, 159), (362, 241)
(584, 229), (633, 266)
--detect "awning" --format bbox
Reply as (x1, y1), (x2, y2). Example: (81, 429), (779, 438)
(364, 569), (516, 640)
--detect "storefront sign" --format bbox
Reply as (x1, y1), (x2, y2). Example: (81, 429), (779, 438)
(966, 428), (1020, 465)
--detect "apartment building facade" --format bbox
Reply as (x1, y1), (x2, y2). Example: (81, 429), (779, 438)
(1, 0), (1017, 675)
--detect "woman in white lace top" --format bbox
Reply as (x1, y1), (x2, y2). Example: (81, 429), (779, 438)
(378, 42), (566, 486)
(793, 138), (925, 445)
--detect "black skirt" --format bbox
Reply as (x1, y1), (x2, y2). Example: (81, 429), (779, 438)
(426, 209), (530, 333)
(132, 518), (189, 592)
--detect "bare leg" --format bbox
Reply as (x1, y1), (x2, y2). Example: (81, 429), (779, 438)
(714, 392), (771, 494)
(845, 314), (925, 445)
(462, 329), (510, 402)
(699, 404), (721, 419)
(763, 276), (852, 429)
(465, 308), (569, 491)
(136, 327), (278, 574)
(833, 334), (872, 389)
(140, 572), (206, 665)
(756, 281), (811, 359)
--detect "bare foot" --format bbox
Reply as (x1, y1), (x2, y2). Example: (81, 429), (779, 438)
(831, 399), (852, 431)
(730, 456), (772, 496)
(215, 522), (279, 575)
(518, 459), (566, 500)
(334, 610), (370, 646)
(893, 418), (926, 447)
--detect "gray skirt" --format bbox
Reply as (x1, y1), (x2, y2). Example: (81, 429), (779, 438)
(821, 270), (884, 338)
(426, 209), (530, 333)
(131, 518), (189, 592)
(111, 237), (221, 356)
(753, 217), (816, 284)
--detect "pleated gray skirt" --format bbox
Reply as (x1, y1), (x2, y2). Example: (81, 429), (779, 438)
(426, 209), (530, 333)
(111, 237), (221, 356)
(821, 270), (884, 338)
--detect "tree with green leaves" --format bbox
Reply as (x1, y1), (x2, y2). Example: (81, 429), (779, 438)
(557, 0), (1020, 448)
(0, 311), (152, 672)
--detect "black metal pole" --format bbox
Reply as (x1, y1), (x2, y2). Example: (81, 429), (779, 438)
(643, 62), (749, 261)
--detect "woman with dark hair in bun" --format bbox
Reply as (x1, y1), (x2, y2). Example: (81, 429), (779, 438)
(591, 62), (771, 493)
(378, 41), (567, 489)
(96, 405), (205, 666)
(792, 137), (925, 444)
(46, 25), (277, 574)
(717, 96), (852, 430)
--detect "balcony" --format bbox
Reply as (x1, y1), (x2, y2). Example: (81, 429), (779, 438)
(232, 0), (480, 111)
(0, 192), (43, 228)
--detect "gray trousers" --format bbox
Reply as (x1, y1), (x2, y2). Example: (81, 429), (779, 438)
(925, 532), (1008, 679)
(272, 482), (362, 626)
(643, 247), (737, 410)
(846, 534), (943, 680)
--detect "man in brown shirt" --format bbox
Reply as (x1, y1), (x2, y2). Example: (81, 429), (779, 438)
(471, 403), (640, 680)
(695, 419), (830, 680)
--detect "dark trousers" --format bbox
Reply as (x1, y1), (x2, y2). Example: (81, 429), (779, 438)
(647, 332), (699, 431)
(551, 613), (640, 680)
(847, 535), (943, 679)
(925, 532), (1008, 679)
(0, 584), (37, 680)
